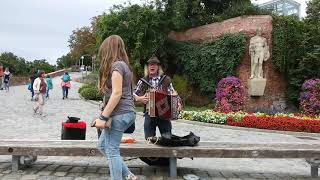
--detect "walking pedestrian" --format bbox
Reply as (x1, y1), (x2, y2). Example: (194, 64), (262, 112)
(33, 71), (47, 117)
(30, 71), (38, 101)
(45, 75), (53, 99)
(61, 72), (71, 99)
(92, 35), (136, 180)
(3, 68), (11, 92)
(0, 65), (3, 90)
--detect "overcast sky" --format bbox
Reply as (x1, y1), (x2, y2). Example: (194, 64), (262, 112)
(0, 0), (309, 65)
(0, 0), (142, 64)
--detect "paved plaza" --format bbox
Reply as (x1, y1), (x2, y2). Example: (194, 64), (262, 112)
(0, 72), (319, 179)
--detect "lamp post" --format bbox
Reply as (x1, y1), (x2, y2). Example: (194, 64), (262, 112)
(80, 56), (84, 81)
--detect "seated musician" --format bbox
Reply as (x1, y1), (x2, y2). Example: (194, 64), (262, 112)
(134, 56), (182, 140)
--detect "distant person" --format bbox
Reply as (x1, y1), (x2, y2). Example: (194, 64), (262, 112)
(0, 66), (3, 90)
(33, 71), (47, 117)
(45, 75), (53, 99)
(3, 68), (11, 92)
(30, 71), (38, 101)
(61, 72), (71, 99)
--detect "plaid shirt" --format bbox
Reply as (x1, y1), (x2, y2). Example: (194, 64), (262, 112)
(134, 76), (175, 96)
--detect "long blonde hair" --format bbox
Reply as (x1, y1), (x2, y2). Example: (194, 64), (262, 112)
(98, 35), (129, 94)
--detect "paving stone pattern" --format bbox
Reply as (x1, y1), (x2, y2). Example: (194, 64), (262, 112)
(0, 72), (318, 179)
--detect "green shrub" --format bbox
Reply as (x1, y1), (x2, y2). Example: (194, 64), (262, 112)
(78, 84), (93, 94)
(172, 75), (189, 103)
(213, 3), (272, 22)
(80, 86), (102, 101)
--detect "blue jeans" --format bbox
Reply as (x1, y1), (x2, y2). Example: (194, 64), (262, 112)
(31, 89), (34, 100)
(144, 113), (172, 140)
(97, 112), (136, 180)
(45, 88), (50, 99)
(62, 86), (69, 98)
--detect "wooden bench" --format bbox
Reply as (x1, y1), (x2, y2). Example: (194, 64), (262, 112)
(1, 140), (320, 178)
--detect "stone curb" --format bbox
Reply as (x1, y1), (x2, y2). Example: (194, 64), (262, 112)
(175, 119), (320, 137)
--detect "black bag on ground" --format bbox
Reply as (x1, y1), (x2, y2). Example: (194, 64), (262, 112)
(139, 132), (200, 166)
(149, 132), (200, 147)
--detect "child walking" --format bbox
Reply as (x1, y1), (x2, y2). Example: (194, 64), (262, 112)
(45, 75), (53, 99)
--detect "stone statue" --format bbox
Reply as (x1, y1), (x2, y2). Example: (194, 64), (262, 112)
(249, 29), (270, 79)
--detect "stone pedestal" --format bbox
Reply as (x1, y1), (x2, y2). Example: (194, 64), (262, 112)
(248, 78), (267, 96)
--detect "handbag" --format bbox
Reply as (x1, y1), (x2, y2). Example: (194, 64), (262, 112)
(124, 122), (135, 134)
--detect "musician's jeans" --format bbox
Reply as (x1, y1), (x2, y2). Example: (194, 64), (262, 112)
(144, 113), (172, 140)
(97, 112), (136, 180)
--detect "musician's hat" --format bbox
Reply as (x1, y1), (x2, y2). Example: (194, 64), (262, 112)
(147, 56), (160, 64)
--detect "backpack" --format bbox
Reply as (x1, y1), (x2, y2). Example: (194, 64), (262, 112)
(63, 75), (70, 82)
(4, 74), (10, 83)
(27, 83), (32, 91)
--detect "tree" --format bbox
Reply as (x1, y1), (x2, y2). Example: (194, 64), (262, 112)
(68, 26), (96, 62)
(0, 52), (56, 76)
(157, 0), (251, 30)
(29, 59), (56, 73)
(95, 4), (168, 75)
(305, 0), (320, 50)
(0, 52), (29, 75)
(57, 54), (73, 69)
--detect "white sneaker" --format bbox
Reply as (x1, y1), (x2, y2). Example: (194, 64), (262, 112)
(125, 174), (137, 180)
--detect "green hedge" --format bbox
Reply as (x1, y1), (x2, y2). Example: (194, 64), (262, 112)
(160, 33), (246, 95)
(79, 84), (103, 101)
(272, 15), (320, 105)
(78, 84), (93, 94)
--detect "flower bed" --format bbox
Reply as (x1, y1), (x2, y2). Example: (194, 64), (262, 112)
(181, 110), (320, 133)
(300, 79), (320, 116)
(227, 116), (320, 133)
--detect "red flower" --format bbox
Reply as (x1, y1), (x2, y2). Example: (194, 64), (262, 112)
(226, 116), (320, 133)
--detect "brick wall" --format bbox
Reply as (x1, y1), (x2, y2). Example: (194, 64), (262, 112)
(169, 15), (287, 111)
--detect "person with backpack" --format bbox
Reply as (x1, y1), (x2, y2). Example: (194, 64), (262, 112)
(0, 65), (4, 90)
(45, 75), (53, 99)
(29, 71), (38, 101)
(33, 71), (47, 117)
(61, 72), (71, 99)
(3, 68), (12, 92)
(133, 56), (182, 140)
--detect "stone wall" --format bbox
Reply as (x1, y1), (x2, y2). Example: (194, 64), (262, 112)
(169, 15), (287, 111)
(9, 69), (70, 86)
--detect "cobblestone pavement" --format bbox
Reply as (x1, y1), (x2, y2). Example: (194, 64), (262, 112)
(0, 72), (319, 179)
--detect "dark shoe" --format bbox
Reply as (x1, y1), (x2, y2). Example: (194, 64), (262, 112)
(63, 97), (65, 100)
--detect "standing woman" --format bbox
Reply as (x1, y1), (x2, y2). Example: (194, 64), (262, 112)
(3, 68), (11, 92)
(93, 35), (136, 180)
(33, 71), (47, 117)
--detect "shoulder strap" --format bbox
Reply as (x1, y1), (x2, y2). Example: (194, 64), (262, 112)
(157, 75), (167, 87)
(140, 77), (153, 87)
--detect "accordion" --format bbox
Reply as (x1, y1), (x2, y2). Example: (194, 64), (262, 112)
(147, 89), (179, 120)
